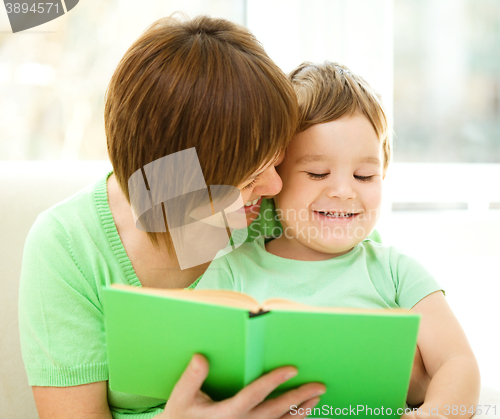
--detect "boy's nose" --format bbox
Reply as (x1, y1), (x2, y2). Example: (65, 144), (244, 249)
(324, 178), (357, 201)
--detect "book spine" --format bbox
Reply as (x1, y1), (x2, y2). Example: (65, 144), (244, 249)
(243, 313), (267, 385)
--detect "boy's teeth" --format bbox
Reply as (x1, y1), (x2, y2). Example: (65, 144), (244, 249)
(321, 211), (353, 217)
(244, 197), (260, 207)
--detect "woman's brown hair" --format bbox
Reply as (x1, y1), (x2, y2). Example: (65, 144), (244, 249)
(105, 15), (298, 247)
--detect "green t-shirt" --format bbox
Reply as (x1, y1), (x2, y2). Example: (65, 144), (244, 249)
(19, 173), (166, 418)
(18, 173), (279, 418)
(18, 172), (385, 418)
(196, 236), (442, 310)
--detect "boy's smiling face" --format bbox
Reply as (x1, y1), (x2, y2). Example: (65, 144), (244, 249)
(274, 112), (384, 261)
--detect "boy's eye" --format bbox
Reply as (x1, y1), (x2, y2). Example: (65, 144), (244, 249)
(306, 172), (329, 180)
(354, 175), (374, 182)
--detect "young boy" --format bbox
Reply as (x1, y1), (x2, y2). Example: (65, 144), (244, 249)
(196, 62), (480, 417)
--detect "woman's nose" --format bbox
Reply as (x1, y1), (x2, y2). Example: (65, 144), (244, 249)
(256, 165), (283, 197)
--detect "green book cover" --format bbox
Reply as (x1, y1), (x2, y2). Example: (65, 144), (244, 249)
(102, 284), (420, 418)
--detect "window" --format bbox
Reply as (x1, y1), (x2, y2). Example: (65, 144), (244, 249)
(394, 0), (500, 163)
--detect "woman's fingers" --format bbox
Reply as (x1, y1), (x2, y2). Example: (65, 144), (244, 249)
(280, 396), (322, 419)
(253, 382), (326, 418)
(165, 358), (326, 419)
(168, 354), (211, 406)
(222, 366), (326, 419)
(222, 366), (299, 414)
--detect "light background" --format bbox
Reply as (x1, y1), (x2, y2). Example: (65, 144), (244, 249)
(0, 0), (499, 391)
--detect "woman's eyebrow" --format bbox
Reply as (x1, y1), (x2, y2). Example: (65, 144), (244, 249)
(250, 154), (282, 177)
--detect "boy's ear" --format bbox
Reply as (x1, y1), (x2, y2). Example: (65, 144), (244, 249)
(382, 164), (388, 180)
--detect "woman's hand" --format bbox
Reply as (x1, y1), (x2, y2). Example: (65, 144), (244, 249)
(158, 354), (326, 419)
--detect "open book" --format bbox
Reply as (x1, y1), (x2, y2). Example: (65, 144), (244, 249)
(103, 284), (420, 418)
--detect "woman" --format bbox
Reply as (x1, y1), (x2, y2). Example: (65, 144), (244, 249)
(18, 15), (325, 419)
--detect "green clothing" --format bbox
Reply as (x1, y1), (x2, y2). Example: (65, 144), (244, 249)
(18, 171), (384, 418)
(19, 173), (165, 418)
(18, 173), (272, 418)
(196, 236), (442, 310)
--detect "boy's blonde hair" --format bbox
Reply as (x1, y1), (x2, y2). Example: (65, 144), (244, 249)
(289, 61), (390, 172)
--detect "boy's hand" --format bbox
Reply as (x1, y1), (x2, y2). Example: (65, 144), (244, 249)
(401, 412), (447, 419)
(159, 354), (326, 419)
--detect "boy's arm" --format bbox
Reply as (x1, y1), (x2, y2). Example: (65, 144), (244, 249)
(404, 291), (480, 419)
(407, 346), (431, 407)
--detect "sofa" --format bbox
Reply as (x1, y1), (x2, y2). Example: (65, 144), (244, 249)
(1, 161), (499, 418)
(0, 161), (111, 418)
